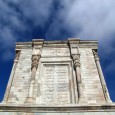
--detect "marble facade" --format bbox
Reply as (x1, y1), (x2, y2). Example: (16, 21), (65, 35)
(0, 38), (115, 114)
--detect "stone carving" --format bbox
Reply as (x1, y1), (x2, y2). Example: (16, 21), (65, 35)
(2, 39), (112, 107)
(41, 64), (70, 104)
(31, 55), (41, 79)
(25, 40), (44, 103)
(72, 54), (83, 103)
(25, 54), (41, 103)
(31, 55), (40, 69)
(26, 54), (41, 102)
(72, 54), (80, 67)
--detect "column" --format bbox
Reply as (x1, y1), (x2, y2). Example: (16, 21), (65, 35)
(25, 54), (40, 103)
(25, 39), (44, 103)
(2, 50), (21, 103)
(93, 50), (112, 103)
(72, 53), (83, 103)
(68, 38), (84, 103)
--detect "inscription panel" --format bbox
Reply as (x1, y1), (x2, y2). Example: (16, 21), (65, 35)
(41, 64), (71, 104)
(41, 48), (70, 57)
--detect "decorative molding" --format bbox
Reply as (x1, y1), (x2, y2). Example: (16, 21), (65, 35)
(25, 40), (44, 103)
(68, 39), (84, 103)
(15, 39), (98, 49)
(31, 55), (41, 70)
(0, 104), (115, 112)
(72, 54), (81, 67)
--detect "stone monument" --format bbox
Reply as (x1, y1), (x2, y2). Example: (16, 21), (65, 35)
(0, 38), (115, 115)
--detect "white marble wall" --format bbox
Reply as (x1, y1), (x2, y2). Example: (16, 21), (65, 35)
(3, 40), (108, 104)
(80, 48), (105, 103)
(7, 49), (32, 104)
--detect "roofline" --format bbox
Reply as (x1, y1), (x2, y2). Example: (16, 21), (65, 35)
(15, 38), (98, 50)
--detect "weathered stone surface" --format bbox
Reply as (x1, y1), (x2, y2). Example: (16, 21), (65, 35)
(0, 112), (115, 115)
(80, 48), (105, 103)
(6, 49), (32, 104)
(1, 38), (114, 114)
(41, 64), (70, 104)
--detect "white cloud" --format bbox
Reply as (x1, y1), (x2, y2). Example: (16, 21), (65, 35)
(9, 0), (54, 26)
(0, 0), (54, 60)
(0, 0), (115, 62)
(60, 0), (115, 41)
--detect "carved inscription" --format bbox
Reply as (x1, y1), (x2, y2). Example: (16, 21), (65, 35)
(42, 64), (70, 104)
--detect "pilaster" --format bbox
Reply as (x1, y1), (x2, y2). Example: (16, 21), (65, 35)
(93, 50), (112, 103)
(68, 38), (84, 103)
(25, 39), (44, 103)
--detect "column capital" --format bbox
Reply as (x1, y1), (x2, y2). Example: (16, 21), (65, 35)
(72, 54), (80, 67)
(31, 54), (41, 70)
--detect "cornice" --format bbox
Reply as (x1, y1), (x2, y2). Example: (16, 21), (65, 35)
(15, 38), (98, 50)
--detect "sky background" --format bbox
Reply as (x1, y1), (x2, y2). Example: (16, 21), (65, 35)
(0, 0), (115, 102)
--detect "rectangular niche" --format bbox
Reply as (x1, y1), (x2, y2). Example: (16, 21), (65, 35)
(40, 63), (72, 104)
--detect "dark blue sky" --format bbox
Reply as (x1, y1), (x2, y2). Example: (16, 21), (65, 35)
(0, 0), (115, 102)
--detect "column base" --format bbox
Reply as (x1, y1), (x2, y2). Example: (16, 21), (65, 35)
(107, 99), (112, 103)
(1, 100), (7, 104)
(25, 97), (34, 103)
(78, 98), (86, 103)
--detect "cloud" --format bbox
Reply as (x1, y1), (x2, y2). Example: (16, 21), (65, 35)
(0, 0), (115, 101)
(0, 0), (115, 62)
(11, 0), (54, 26)
(45, 0), (115, 74)
(0, 0), (54, 60)
(45, 0), (115, 49)
(59, 0), (115, 41)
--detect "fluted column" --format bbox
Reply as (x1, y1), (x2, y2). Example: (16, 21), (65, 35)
(93, 50), (112, 103)
(72, 53), (83, 103)
(2, 50), (21, 103)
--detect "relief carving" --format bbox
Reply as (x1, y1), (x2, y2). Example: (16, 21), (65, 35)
(41, 64), (70, 104)
(25, 44), (43, 103)
(72, 54), (80, 67)
(72, 53), (84, 103)
(31, 55), (41, 70)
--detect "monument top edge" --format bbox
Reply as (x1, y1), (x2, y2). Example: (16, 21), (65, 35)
(16, 38), (98, 45)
